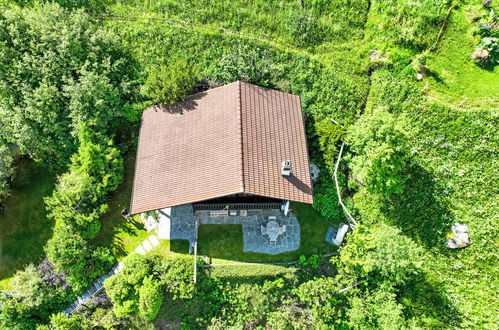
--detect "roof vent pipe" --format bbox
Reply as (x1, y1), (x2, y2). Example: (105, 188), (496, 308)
(281, 160), (292, 176)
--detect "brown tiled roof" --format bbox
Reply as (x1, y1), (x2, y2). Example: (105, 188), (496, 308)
(130, 81), (313, 214)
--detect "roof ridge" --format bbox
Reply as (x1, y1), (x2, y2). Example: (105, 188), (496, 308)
(237, 81), (245, 193)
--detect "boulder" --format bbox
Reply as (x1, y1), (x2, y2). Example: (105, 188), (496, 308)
(446, 223), (471, 249)
(369, 49), (388, 62)
(310, 162), (321, 183)
(472, 48), (489, 62)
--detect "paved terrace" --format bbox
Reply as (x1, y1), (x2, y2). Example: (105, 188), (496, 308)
(165, 204), (300, 255)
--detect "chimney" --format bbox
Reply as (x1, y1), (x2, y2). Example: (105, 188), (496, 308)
(281, 160), (291, 176)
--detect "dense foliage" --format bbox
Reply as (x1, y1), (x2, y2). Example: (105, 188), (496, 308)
(0, 3), (138, 169)
(104, 254), (193, 320)
(144, 58), (200, 105)
(0, 142), (14, 206)
(347, 109), (410, 196)
(0, 0), (497, 328)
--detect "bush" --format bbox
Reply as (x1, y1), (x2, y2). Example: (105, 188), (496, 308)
(45, 122), (123, 238)
(285, 10), (324, 47)
(0, 142), (14, 206)
(337, 224), (423, 285)
(144, 58), (200, 105)
(347, 108), (410, 196)
(0, 3), (139, 168)
(204, 44), (276, 86)
(138, 276), (163, 321)
(473, 37), (499, 65)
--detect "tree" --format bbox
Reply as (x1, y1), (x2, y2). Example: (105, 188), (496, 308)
(0, 142), (14, 205)
(45, 226), (114, 289)
(49, 312), (91, 330)
(337, 224), (423, 285)
(138, 276), (163, 321)
(293, 277), (348, 325)
(347, 283), (405, 329)
(347, 108), (410, 196)
(151, 256), (194, 299)
(0, 3), (138, 168)
(144, 58), (200, 105)
(0, 265), (57, 328)
(104, 253), (151, 317)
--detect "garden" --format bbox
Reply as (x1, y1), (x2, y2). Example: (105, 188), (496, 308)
(0, 0), (497, 328)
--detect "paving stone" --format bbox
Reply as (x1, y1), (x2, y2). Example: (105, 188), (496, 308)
(142, 239), (153, 252)
(135, 245), (146, 255)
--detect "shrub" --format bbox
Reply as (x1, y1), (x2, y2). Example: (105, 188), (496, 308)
(0, 142), (14, 206)
(104, 254), (150, 317)
(204, 44), (276, 86)
(0, 3), (139, 168)
(337, 224), (423, 285)
(144, 58), (200, 105)
(138, 276), (163, 321)
(473, 37), (499, 65)
(285, 10), (324, 47)
(347, 108), (410, 196)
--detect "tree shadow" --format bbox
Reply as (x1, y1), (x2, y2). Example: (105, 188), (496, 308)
(91, 154), (144, 259)
(381, 162), (454, 250)
(400, 274), (461, 327)
(150, 91), (207, 114)
(426, 68), (447, 86)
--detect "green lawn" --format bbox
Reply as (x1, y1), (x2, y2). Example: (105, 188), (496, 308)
(92, 154), (150, 260)
(197, 202), (338, 263)
(426, 7), (499, 111)
(0, 159), (56, 289)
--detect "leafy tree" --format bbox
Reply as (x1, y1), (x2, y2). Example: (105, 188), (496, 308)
(144, 58), (200, 105)
(205, 44), (276, 86)
(49, 312), (91, 330)
(104, 253), (151, 317)
(337, 224), (423, 285)
(293, 277), (348, 325)
(138, 276), (163, 321)
(0, 142), (14, 205)
(347, 283), (405, 329)
(45, 122), (123, 238)
(347, 108), (410, 196)
(0, 265), (56, 328)
(0, 3), (138, 168)
(266, 305), (315, 329)
(151, 256), (194, 299)
(45, 226), (114, 289)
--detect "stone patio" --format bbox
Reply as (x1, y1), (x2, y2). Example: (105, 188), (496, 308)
(161, 204), (300, 255)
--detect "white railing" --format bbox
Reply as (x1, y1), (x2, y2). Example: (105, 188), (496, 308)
(334, 142), (358, 229)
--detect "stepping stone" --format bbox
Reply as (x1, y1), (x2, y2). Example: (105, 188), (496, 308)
(142, 239), (153, 252)
(148, 235), (160, 247)
(135, 245), (146, 255)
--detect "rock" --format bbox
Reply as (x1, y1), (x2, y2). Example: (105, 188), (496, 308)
(369, 50), (388, 62)
(310, 163), (321, 183)
(472, 48), (489, 62)
(446, 223), (471, 249)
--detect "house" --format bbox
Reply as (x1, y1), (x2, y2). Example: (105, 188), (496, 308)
(129, 81), (313, 254)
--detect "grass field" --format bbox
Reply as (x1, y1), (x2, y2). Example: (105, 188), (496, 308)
(91, 154), (150, 260)
(426, 7), (499, 111)
(0, 159), (56, 289)
(197, 203), (338, 263)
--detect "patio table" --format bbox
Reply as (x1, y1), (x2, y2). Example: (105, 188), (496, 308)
(266, 220), (281, 242)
